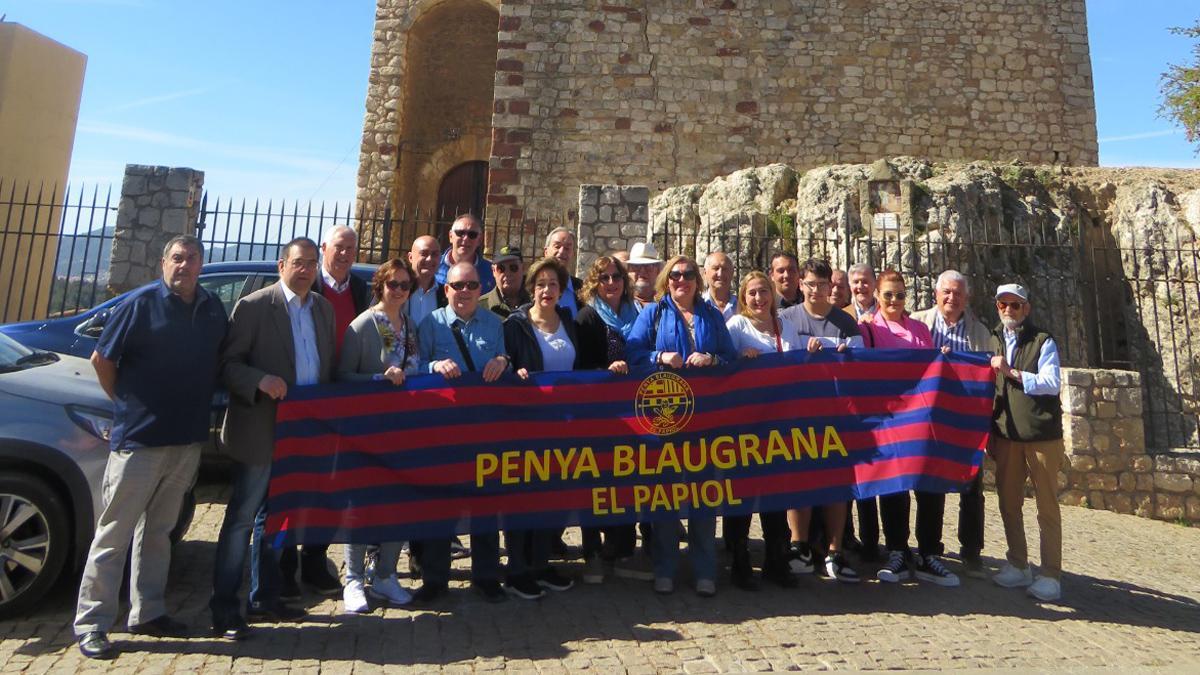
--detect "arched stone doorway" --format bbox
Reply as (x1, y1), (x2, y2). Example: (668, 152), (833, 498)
(393, 0), (498, 216)
(436, 161), (488, 223)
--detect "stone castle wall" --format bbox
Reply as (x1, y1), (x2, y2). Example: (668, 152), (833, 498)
(360, 0), (1098, 220)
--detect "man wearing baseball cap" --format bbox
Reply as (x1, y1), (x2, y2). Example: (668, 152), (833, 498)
(988, 283), (1064, 602)
(480, 246), (530, 319)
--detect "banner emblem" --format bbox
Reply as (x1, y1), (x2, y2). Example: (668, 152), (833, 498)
(635, 371), (695, 436)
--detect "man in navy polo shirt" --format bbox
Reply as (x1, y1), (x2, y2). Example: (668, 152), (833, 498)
(74, 234), (228, 660)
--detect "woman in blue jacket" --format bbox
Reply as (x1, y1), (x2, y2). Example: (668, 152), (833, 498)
(625, 254), (736, 597)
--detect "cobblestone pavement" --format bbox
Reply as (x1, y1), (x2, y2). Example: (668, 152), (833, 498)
(3, 478), (1199, 673)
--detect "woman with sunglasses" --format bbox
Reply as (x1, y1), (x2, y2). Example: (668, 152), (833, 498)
(722, 270), (803, 590)
(574, 255), (639, 584)
(500, 257), (580, 600)
(859, 270), (961, 588)
(626, 255), (737, 597)
(336, 258), (422, 612)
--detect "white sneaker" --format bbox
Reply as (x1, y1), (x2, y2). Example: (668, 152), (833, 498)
(343, 579), (370, 613)
(369, 574), (413, 606)
(1026, 575), (1061, 602)
(993, 562), (1034, 588)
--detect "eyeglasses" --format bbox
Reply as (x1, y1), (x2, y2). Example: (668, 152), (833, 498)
(599, 273), (624, 284)
(287, 259), (318, 270)
(496, 262), (521, 274)
(802, 280), (831, 291)
(668, 269), (698, 282)
(448, 280), (481, 291)
(385, 280), (411, 291)
(997, 300), (1025, 310)
(881, 291), (907, 301)
(451, 229), (480, 240)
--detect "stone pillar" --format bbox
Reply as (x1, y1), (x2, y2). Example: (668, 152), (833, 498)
(108, 165), (204, 295)
(577, 184), (649, 274)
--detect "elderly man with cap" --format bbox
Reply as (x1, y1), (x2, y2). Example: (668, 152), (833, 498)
(988, 282), (1064, 602)
(480, 246), (530, 318)
(911, 270), (993, 578)
(627, 241), (662, 309)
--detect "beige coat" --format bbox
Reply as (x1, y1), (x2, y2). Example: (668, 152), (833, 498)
(910, 306), (992, 352)
(219, 282), (335, 465)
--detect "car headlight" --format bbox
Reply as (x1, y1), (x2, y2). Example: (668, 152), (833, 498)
(67, 405), (113, 442)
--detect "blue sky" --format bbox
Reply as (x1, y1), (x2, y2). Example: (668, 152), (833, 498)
(4, 0), (1198, 205)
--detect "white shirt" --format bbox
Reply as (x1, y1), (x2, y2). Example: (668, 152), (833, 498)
(320, 267), (350, 293)
(535, 321), (576, 372)
(725, 314), (802, 355)
(703, 290), (737, 321)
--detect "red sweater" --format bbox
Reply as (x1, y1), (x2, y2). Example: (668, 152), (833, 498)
(322, 283), (357, 358)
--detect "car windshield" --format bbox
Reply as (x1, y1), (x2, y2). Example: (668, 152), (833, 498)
(0, 333), (59, 372)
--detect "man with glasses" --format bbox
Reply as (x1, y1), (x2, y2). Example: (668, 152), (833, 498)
(911, 270), (992, 578)
(770, 252), (802, 308)
(407, 234), (446, 326)
(211, 237), (335, 639)
(481, 246), (529, 318)
(702, 251), (737, 320)
(435, 213), (496, 295)
(544, 227), (583, 317)
(413, 262), (511, 604)
(988, 283), (1064, 602)
(780, 258), (864, 583)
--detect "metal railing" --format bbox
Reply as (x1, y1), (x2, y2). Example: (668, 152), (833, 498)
(0, 180), (116, 323)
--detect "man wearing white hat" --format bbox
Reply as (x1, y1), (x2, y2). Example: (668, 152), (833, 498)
(987, 283), (1064, 602)
(626, 241), (662, 309)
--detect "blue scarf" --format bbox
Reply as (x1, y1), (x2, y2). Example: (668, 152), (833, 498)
(590, 296), (639, 339)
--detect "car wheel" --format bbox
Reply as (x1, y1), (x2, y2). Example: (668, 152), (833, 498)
(0, 474), (70, 619)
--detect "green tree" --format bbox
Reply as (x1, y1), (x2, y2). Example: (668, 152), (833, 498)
(1160, 21), (1200, 146)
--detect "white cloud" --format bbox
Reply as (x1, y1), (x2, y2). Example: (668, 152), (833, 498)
(1098, 129), (1182, 143)
(99, 87), (212, 114)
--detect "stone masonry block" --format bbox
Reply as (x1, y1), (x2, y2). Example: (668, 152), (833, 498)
(1063, 368), (1093, 387)
(1153, 472), (1194, 493)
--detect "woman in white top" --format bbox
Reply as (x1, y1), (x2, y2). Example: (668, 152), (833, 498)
(720, 271), (802, 590)
(501, 258), (580, 600)
(337, 258), (422, 613)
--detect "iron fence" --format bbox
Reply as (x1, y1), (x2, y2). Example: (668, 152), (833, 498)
(0, 180), (116, 323)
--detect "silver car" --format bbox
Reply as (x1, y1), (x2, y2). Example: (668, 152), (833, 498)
(0, 333), (192, 618)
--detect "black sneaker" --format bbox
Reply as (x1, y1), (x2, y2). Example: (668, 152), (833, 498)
(211, 616), (252, 641)
(730, 547), (759, 591)
(823, 552), (860, 584)
(550, 536), (578, 561)
(787, 542), (814, 574)
(450, 536), (471, 560)
(876, 549), (912, 583)
(914, 554), (961, 587)
(536, 568), (574, 592)
(128, 615), (190, 638)
(245, 602), (306, 623)
(503, 576), (545, 600)
(474, 579), (508, 603)
(410, 582), (448, 604)
(301, 561), (342, 596)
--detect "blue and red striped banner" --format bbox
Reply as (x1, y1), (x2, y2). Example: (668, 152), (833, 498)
(264, 349), (994, 544)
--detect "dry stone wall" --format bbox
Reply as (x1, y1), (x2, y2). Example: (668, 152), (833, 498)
(109, 165), (203, 295)
(577, 184), (648, 273)
(485, 0), (1097, 217)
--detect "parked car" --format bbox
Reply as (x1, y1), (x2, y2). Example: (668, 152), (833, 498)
(0, 261), (380, 358)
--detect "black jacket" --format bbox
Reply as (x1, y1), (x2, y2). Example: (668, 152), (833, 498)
(311, 272), (372, 314)
(574, 304), (623, 370)
(503, 305), (581, 372)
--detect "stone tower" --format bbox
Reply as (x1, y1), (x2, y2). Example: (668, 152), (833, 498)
(358, 0), (1098, 225)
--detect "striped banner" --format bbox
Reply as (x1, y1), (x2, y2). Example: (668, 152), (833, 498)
(264, 349), (994, 544)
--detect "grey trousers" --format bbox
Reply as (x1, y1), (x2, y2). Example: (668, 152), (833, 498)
(74, 443), (201, 635)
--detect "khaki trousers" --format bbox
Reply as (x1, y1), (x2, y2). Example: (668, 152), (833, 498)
(988, 436), (1063, 579)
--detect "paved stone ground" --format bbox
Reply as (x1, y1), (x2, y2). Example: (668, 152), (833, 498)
(3, 477), (1199, 673)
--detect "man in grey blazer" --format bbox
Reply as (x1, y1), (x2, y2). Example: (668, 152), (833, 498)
(209, 237), (335, 639)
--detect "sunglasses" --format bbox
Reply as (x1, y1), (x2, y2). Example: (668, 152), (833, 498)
(448, 280), (481, 291)
(997, 300), (1025, 310)
(881, 291), (907, 301)
(668, 269), (699, 282)
(385, 280), (411, 291)
(496, 262), (521, 274)
(599, 273), (624, 284)
(451, 229), (481, 240)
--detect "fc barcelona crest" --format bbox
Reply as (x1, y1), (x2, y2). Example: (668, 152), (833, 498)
(634, 371), (695, 436)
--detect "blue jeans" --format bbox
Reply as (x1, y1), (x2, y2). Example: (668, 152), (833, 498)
(248, 501), (284, 609)
(417, 533), (500, 586)
(210, 461), (273, 623)
(345, 542), (402, 583)
(652, 516), (717, 583)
